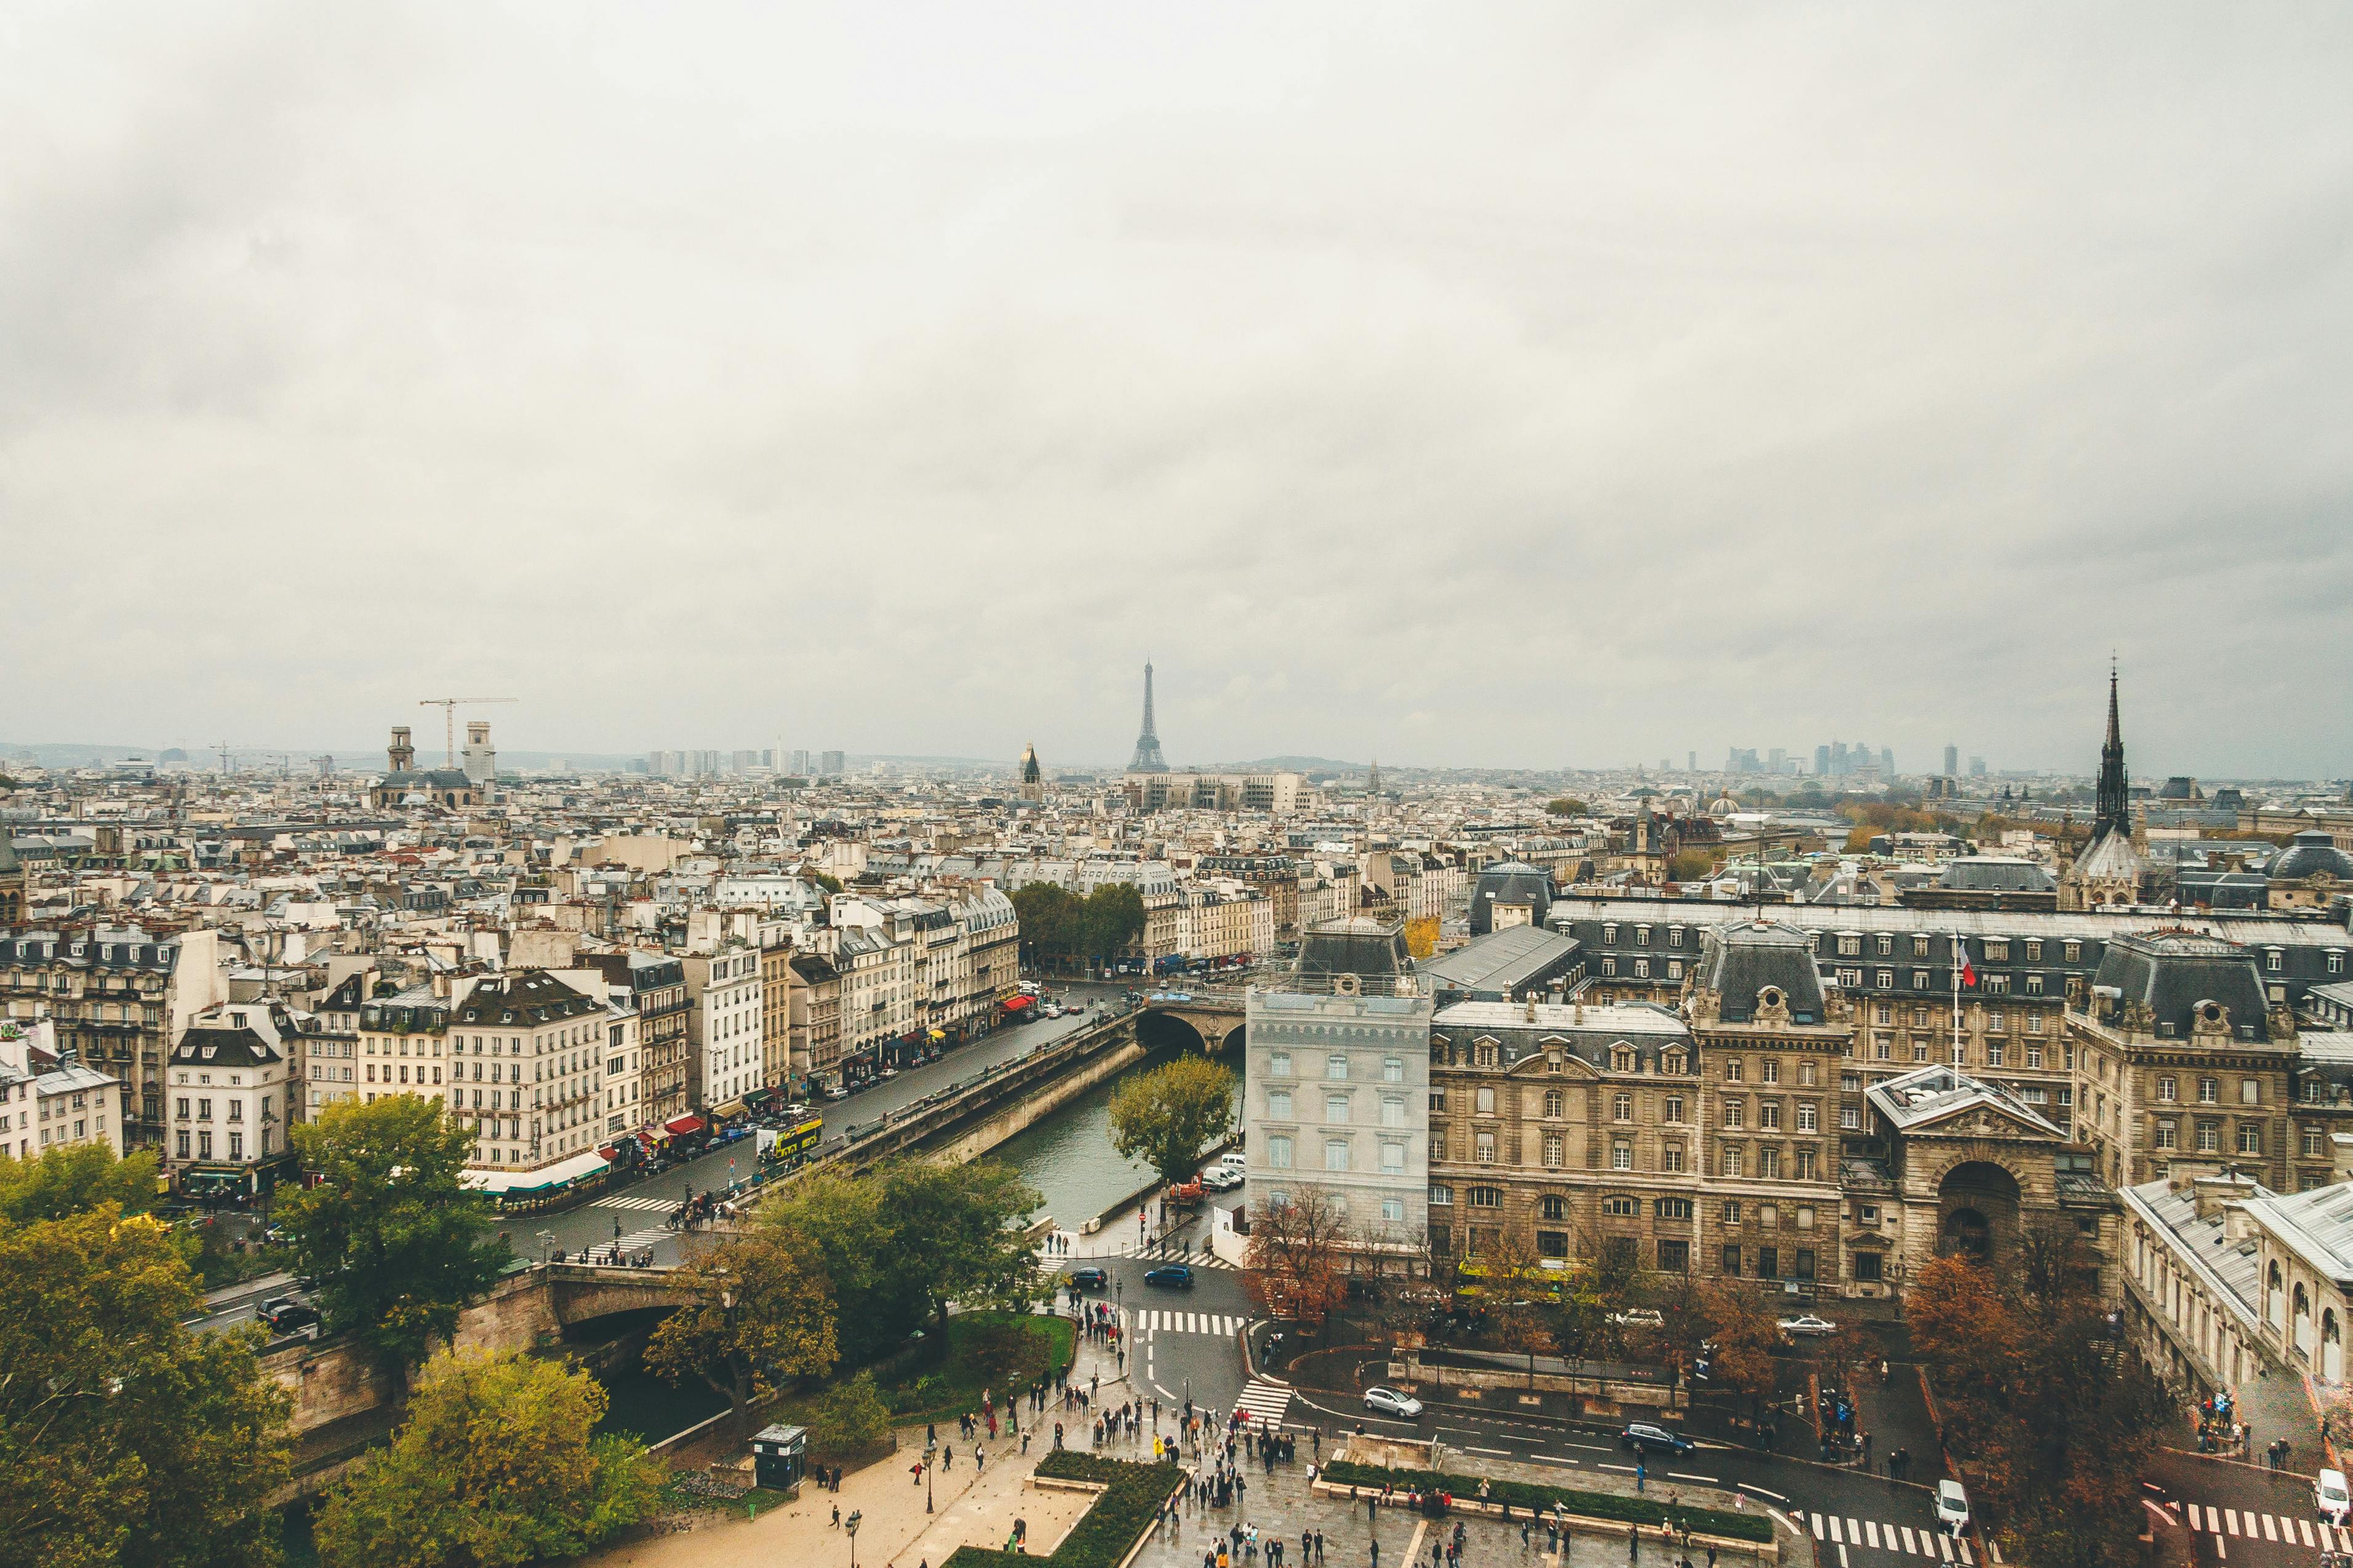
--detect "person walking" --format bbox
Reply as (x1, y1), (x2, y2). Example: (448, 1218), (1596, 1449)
(1629, 1526), (1641, 1562)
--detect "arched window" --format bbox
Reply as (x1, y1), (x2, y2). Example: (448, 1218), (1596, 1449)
(1540, 1194), (1568, 1221)
(2296, 1282), (2315, 1356)
(2269, 1260), (2287, 1327)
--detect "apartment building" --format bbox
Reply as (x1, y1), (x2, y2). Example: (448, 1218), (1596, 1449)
(445, 969), (608, 1193)
(682, 942), (762, 1115)
(169, 1001), (298, 1196)
(0, 1018), (124, 1162)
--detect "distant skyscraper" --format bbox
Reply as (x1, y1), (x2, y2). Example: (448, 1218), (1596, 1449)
(1129, 663), (1169, 772)
(1687, 750), (1697, 773)
(1943, 743), (1959, 777)
(1880, 747), (1895, 778)
(1768, 747), (1787, 774)
(1969, 756), (1986, 778)
(791, 749), (812, 776)
(820, 750), (845, 776)
(1813, 744), (1830, 776)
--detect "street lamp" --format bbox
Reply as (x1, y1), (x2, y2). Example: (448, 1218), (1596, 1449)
(924, 1439), (937, 1512)
(536, 1229), (554, 1267)
(845, 1508), (861, 1568)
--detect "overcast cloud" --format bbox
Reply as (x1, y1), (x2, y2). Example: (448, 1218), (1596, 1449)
(3, 3), (2349, 778)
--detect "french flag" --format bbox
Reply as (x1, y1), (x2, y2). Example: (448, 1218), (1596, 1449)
(1954, 937), (1978, 988)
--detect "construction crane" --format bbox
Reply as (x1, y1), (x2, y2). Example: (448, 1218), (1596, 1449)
(418, 697), (517, 768)
(211, 741), (236, 774)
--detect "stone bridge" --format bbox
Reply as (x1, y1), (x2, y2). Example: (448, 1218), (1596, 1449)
(1139, 987), (1247, 1052)
(544, 1261), (692, 1326)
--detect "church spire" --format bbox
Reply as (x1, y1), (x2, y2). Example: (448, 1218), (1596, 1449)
(2095, 660), (2129, 836)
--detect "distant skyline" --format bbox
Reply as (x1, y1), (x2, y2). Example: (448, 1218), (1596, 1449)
(4, 7), (2348, 777)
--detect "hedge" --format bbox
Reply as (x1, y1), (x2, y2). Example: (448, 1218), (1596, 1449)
(1315, 1458), (1775, 1544)
(942, 1452), (1181, 1568)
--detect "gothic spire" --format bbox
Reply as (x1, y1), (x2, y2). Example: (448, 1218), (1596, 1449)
(2095, 660), (2129, 836)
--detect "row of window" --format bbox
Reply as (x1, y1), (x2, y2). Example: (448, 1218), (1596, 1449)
(1261, 1134), (1409, 1174)
(2151, 1120), (2267, 1155)
(1264, 1051), (1408, 1082)
(1263, 1089), (1411, 1124)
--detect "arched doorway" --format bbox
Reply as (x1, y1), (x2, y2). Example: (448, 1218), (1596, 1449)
(2295, 1283), (2314, 1357)
(2267, 1260), (2285, 1328)
(1936, 1161), (2023, 1265)
(2325, 1309), (2344, 1383)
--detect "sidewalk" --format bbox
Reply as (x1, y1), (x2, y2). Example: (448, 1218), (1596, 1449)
(584, 1301), (1148, 1567)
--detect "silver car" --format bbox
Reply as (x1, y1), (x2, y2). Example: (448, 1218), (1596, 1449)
(1363, 1386), (1424, 1419)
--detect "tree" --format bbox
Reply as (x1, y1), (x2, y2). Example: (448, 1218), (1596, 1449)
(1080, 883), (1146, 964)
(1909, 1235), (2170, 1568)
(0, 1206), (290, 1568)
(1108, 1056), (1236, 1187)
(760, 1169), (906, 1365)
(1472, 1228), (1559, 1382)
(1693, 1282), (1780, 1419)
(313, 1348), (663, 1568)
(1667, 848), (1716, 883)
(1242, 1188), (1354, 1330)
(0, 1143), (161, 1224)
(806, 1371), (895, 1460)
(276, 1097), (507, 1377)
(872, 1161), (1044, 1358)
(1544, 798), (1588, 816)
(809, 870), (844, 896)
(645, 1225), (839, 1414)
(1010, 882), (1082, 970)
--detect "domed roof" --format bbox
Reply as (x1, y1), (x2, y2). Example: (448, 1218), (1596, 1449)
(2269, 830), (2353, 883)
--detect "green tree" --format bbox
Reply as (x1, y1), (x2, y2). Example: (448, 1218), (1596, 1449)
(0, 1206), (290, 1568)
(1108, 1056), (1236, 1186)
(645, 1225), (839, 1414)
(760, 1169), (906, 1364)
(276, 1097), (507, 1377)
(805, 1371), (895, 1460)
(1544, 798), (1589, 816)
(873, 1161), (1044, 1359)
(810, 870), (844, 895)
(1010, 882), (1082, 970)
(1080, 883), (1146, 963)
(1667, 848), (1716, 882)
(0, 1142), (161, 1224)
(314, 1348), (663, 1568)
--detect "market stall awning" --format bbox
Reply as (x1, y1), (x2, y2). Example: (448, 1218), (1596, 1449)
(665, 1114), (706, 1137)
(462, 1149), (613, 1195)
(926, 1029), (946, 1042)
(743, 1088), (774, 1108)
(710, 1099), (747, 1120)
(1002, 994), (1036, 1011)
(597, 1145), (620, 1163)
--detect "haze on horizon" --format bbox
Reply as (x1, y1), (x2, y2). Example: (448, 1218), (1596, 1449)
(3, 4), (2348, 780)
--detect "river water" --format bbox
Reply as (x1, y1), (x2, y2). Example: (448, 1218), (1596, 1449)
(984, 1042), (1237, 1234)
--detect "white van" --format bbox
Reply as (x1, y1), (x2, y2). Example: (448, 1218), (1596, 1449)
(1935, 1480), (1971, 1535)
(2316, 1470), (2350, 1527)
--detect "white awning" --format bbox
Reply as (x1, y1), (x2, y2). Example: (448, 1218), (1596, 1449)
(463, 1148), (612, 1195)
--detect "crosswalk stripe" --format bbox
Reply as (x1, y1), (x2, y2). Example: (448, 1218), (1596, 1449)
(1829, 1518), (1845, 1545)
(1900, 1526), (1917, 1554)
(2188, 1505), (2204, 1532)
(1865, 1521), (1880, 1550)
(1938, 1532), (1952, 1561)
(1957, 1540), (1972, 1564)
(2261, 1516), (2278, 1542)
(2298, 1520), (2315, 1546)
(2224, 1510), (2238, 1537)
(1811, 1517), (1826, 1542)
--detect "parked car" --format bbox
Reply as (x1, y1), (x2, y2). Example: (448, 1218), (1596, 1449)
(2317, 1470), (2351, 1527)
(258, 1298), (318, 1334)
(1778, 1314), (1840, 1338)
(1936, 1479), (1973, 1535)
(1143, 1265), (1196, 1289)
(1200, 1167), (1244, 1192)
(1065, 1266), (1109, 1292)
(1619, 1422), (1695, 1457)
(1608, 1308), (1664, 1328)
(1216, 1152), (1248, 1171)
(1363, 1386), (1424, 1419)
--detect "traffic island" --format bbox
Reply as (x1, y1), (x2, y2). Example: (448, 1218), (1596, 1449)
(1314, 1441), (1784, 1562)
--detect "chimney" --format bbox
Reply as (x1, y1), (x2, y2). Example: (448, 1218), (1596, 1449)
(1525, 992), (1537, 1022)
(2191, 1171), (2258, 1223)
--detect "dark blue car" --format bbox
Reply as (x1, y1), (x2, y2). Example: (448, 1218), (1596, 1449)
(1143, 1265), (1196, 1289)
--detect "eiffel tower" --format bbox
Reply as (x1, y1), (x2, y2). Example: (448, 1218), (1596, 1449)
(1129, 663), (1169, 772)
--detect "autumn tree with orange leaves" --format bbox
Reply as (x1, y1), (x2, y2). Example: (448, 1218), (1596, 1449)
(1908, 1225), (2168, 1568)
(1242, 1188), (1354, 1330)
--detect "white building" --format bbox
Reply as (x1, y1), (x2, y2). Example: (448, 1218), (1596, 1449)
(682, 942), (763, 1115)
(169, 1003), (297, 1195)
(0, 1017), (125, 1163)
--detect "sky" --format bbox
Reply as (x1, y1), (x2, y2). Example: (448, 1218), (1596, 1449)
(4, 4), (2349, 779)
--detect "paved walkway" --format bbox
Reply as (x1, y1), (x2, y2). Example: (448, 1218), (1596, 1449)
(583, 1302), (1154, 1567)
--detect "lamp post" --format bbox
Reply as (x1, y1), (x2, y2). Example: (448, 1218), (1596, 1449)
(845, 1508), (861, 1568)
(536, 1229), (554, 1267)
(925, 1439), (937, 1513)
